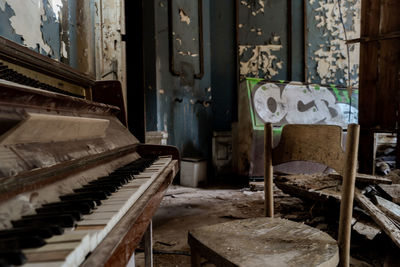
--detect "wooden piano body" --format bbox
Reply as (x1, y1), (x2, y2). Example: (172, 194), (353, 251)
(0, 37), (179, 266)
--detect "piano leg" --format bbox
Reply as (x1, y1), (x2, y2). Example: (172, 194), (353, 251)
(144, 220), (153, 267)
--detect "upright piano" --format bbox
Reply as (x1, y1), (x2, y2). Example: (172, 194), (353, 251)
(0, 37), (179, 266)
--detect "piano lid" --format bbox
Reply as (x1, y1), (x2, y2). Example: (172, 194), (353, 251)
(0, 80), (139, 199)
(0, 36), (94, 98)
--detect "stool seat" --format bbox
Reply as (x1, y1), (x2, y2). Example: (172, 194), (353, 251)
(188, 217), (339, 267)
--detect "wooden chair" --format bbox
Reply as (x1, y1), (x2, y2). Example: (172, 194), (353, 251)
(188, 123), (359, 267)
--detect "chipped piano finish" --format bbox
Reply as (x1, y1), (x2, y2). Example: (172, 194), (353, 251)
(0, 78), (180, 266)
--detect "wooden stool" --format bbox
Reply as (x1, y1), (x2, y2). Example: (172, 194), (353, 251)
(189, 217), (339, 267)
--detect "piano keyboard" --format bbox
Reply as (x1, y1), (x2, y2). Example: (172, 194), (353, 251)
(0, 156), (172, 267)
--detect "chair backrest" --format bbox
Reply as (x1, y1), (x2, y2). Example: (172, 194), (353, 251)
(264, 123), (359, 267)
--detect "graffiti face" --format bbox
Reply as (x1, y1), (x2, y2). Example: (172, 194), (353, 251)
(253, 82), (358, 126)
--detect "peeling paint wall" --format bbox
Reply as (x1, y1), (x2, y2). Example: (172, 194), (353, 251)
(306, 0), (361, 87)
(0, 0), (126, 106)
(236, 0), (361, 177)
(210, 0), (236, 132)
(0, 0), (76, 64)
(143, 0), (213, 159)
(238, 0), (288, 81)
(239, 44), (283, 79)
(93, 0), (126, 104)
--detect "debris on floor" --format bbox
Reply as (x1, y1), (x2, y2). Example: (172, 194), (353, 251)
(135, 174), (400, 266)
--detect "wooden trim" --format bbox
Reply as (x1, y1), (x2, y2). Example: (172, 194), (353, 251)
(0, 36), (95, 87)
(0, 80), (120, 115)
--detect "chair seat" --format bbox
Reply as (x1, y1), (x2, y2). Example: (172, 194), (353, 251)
(188, 217), (339, 267)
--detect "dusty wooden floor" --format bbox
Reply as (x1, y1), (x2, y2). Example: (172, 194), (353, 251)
(136, 184), (399, 267)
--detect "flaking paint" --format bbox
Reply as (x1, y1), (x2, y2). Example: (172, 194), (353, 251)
(239, 44), (284, 79)
(307, 0), (360, 86)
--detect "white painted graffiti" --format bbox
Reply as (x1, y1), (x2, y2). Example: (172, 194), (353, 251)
(253, 82), (358, 125)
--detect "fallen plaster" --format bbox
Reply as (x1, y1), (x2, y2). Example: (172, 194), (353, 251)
(179, 8), (190, 25)
(239, 44), (283, 79)
(309, 0), (360, 86)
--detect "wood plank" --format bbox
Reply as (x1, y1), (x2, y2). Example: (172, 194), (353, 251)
(374, 195), (400, 222)
(359, 0), (380, 128)
(376, 38), (400, 130)
(358, 0), (381, 174)
(376, 184), (400, 204)
(355, 192), (400, 248)
(328, 172), (392, 184)
(275, 174), (341, 204)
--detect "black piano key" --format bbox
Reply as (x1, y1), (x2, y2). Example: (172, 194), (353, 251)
(59, 192), (108, 203)
(88, 179), (124, 187)
(48, 225), (64, 235)
(81, 184), (118, 193)
(0, 236), (45, 250)
(0, 227), (54, 239)
(74, 186), (115, 195)
(0, 251), (26, 266)
(107, 172), (137, 179)
(12, 214), (76, 228)
(38, 202), (93, 215)
(23, 210), (82, 221)
(43, 199), (97, 210)
(96, 175), (130, 183)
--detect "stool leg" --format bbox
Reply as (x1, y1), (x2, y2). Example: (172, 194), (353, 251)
(144, 220), (153, 267)
(190, 248), (201, 267)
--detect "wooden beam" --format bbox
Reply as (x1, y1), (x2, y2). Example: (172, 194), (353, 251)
(355, 192), (400, 248)
(328, 172), (392, 185)
(373, 195), (400, 222)
(376, 184), (400, 204)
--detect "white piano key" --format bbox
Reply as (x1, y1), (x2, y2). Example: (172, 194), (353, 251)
(93, 204), (122, 212)
(82, 212), (115, 220)
(24, 242), (82, 253)
(46, 231), (89, 243)
(134, 174), (153, 178)
(77, 219), (109, 226)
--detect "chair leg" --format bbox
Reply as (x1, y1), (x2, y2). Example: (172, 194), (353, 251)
(190, 248), (202, 267)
